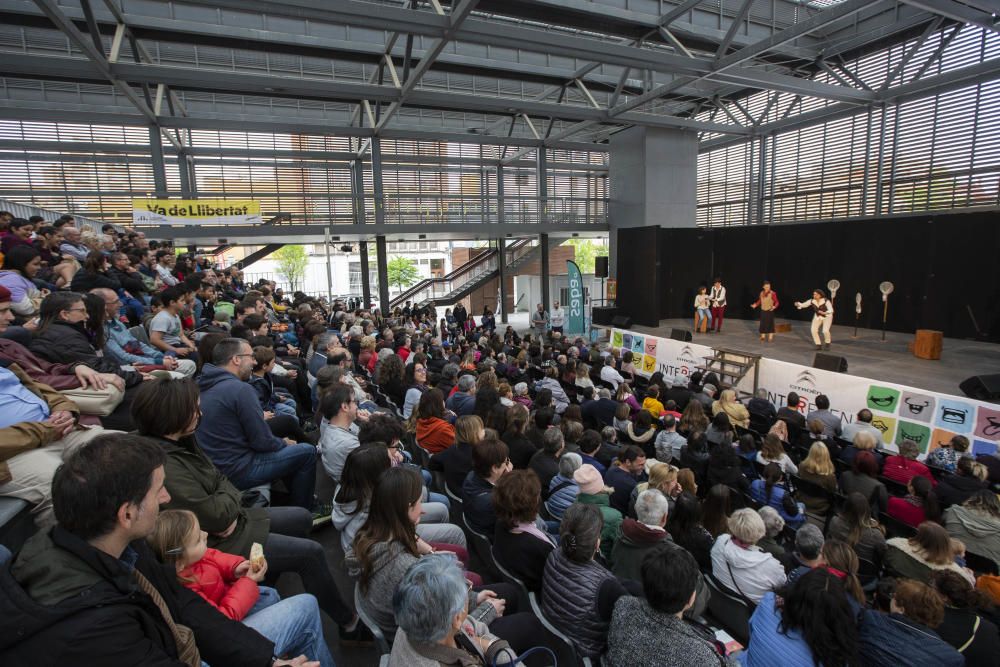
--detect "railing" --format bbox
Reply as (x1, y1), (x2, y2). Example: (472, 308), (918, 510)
(390, 239), (538, 308)
(380, 195), (607, 225)
(0, 197), (126, 234)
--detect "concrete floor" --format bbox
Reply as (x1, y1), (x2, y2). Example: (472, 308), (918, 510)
(626, 317), (1000, 398)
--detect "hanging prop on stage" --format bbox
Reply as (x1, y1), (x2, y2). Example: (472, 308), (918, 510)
(827, 279), (841, 301)
(853, 292), (862, 339)
(879, 281), (894, 342)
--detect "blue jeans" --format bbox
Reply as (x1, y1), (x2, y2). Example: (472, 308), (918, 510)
(273, 401), (297, 418)
(229, 444), (317, 510)
(248, 585), (281, 615)
(243, 593), (335, 667)
(697, 307), (712, 324)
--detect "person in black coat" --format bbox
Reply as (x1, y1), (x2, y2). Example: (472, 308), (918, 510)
(492, 470), (555, 591)
(107, 251), (149, 295)
(936, 457), (988, 509)
(69, 251), (121, 293)
(0, 434), (294, 666)
(501, 404), (537, 469)
(707, 440), (751, 494)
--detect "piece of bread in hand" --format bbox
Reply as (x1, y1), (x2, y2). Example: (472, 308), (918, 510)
(249, 542), (265, 572)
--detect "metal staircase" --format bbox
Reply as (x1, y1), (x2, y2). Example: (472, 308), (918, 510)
(696, 347), (762, 397)
(234, 243), (285, 270)
(389, 239), (540, 309)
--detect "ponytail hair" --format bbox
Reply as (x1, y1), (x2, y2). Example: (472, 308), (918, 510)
(559, 503), (603, 563)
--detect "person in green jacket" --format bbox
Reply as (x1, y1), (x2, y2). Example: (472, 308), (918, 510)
(574, 463), (622, 560)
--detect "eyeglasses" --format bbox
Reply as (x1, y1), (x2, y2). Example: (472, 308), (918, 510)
(65, 306), (87, 313)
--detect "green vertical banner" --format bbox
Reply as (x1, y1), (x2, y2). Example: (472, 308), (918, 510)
(567, 260), (585, 335)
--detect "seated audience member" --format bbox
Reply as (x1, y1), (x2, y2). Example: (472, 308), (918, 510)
(249, 346), (298, 418)
(840, 408), (885, 445)
(668, 491), (714, 570)
(928, 570), (1000, 664)
(707, 439), (749, 494)
(742, 569), (860, 667)
(605, 545), (734, 667)
(805, 394), (841, 438)
(131, 378), (359, 637)
(828, 491), (888, 565)
(493, 470), (556, 592)
(705, 411), (734, 448)
(886, 521), (975, 585)
(756, 506), (787, 560)
(147, 509), (335, 667)
(148, 286), (199, 361)
(0, 245), (46, 319)
(653, 414), (686, 463)
(750, 462), (806, 528)
(624, 410), (655, 451)
(462, 435), (513, 536)
(0, 435), (310, 665)
(414, 388), (455, 454)
(839, 430), (885, 470)
(776, 391), (806, 430)
(701, 483), (733, 538)
(756, 432), (797, 475)
(196, 338), (317, 509)
(544, 452), (582, 520)
(401, 361), (428, 419)
(577, 428), (607, 474)
(747, 388), (776, 426)
(680, 431), (710, 489)
(0, 344), (108, 528)
(858, 578), (963, 666)
(883, 438), (935, 486)
(528, 425), (565, 490)
(429, 414), (484, 496)
(944, 490), (1000, 569)
(936, 457), (988, 509)
(92, 288), (195, 377)
(795, 442), (838, 516)
(612, 489), (673, 581)
(629, 461), (680, 518)
(887, 474), (942, 527)
(782, 524), (825, 582)
(318, 384), (368, 482)
(926, 435), (971, 472)
(541, 503), (639, 660)
(501, 403), (536, 470)
(712, 388), (749, 429)
(641, 384), (665, 419)
(599, 354), (626, 391)
(388, 555), (518, 667)
(604, 445), (647, 514)
(711, 508), (787, 604)
(445, 374), (477, 416)
(839, 450), (888, 515)
(582, 387), (618, 430)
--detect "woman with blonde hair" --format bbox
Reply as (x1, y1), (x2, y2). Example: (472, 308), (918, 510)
(428, 414), (484, 495)
(679, 399), (709, 435)
(629, 462), (680, 516)
(712, 389), (749, 429)
(768, 418), (789, 443)
(797, 442), (838, 515)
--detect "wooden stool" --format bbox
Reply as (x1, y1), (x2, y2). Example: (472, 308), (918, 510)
(913, 329), (943, 360)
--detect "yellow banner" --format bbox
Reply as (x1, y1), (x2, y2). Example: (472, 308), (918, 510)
(132, 199), (263, 226)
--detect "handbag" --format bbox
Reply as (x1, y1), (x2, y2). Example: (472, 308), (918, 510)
(60, 383), (125, 417)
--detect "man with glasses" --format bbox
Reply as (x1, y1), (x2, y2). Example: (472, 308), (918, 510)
(91, 288), (195, 378)
(196, 338), (318, 510)
(318, 384), (370, 483)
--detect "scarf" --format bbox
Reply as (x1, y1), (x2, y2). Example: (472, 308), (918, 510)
(511, 521), (556, 547)
(133, 569), (200, 667)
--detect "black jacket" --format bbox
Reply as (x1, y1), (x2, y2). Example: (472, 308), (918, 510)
(502, 429), (537, 469)
(493, 526), (553, 592)
(69, 269), (121, 293)
(664, 386), (693, 411)
(581, 397), (618, 430)
(108, 266), (148, 295)
(936, 473), (987, 509)
(30, 320), (142, 386)
(428, 441), (474, 496)
(0, 527), (273, 666)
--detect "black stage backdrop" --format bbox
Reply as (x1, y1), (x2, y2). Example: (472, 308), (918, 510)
(618, 210), (1000, 341)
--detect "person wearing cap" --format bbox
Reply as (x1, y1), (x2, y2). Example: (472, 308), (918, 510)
(0, 286), (111, 529)
(574, 462), (623, 560)
(794, 288), (834, 350)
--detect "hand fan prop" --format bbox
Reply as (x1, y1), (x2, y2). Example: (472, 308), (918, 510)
(853, 292), (862, 339)
(826, 279), (841, 301)
(879, 281), (894, 342)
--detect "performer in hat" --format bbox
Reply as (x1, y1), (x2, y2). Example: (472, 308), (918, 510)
(795, 289), (834, 350)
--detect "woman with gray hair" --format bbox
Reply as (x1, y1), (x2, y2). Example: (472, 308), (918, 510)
(545, 452), (582, 520)
(389, 554), (517, 667)
(756, 505), (787, 560)
(710, 508), (787, 604)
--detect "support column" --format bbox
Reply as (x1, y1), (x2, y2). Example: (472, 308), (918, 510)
(375, 235), (390, 316)
(177, 150), (193, 196)
(371, 138), (386, 225)
(540, 233), (550, 312)
(351, 158), (366, 225)
(148, 125), (167, 197)
(496, 164), (505, 224)
(496, 238), (508, 324)
(536, 148), (548, 224)
(359, 241), (372, 309)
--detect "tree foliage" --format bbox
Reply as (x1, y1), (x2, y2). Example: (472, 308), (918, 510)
(272, 245), (308, 291)
(562, 239), (608, 274)
(387, 256), (420, 292)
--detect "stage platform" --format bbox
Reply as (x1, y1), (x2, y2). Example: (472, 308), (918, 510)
(626, 318), (1000, 399)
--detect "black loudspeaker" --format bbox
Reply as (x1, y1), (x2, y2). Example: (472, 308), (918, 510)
(592, 306), (617, 325)
(670, 328), (693, 342)
(611, 315), (633, 329)
(959, 374), (1000, 401)
(594, 256), (609, 278)
(813, 353), (848, 373)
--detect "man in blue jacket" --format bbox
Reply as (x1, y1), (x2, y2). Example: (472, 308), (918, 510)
(196, 337), (317, 509)
(445, 374), (477, 416)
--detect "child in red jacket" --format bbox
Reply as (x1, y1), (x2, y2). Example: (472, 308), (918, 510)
(148, 509), (277, 620)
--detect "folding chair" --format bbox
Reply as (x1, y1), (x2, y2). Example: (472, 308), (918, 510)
(528, 591), (593, 667)
(354, 582), (391, 656)
(704, 573), (754, 646)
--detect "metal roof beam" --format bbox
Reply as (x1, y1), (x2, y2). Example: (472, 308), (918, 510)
(900, 0), (1000, 34)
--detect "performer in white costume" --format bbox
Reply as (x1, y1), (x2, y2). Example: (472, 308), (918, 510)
(795, 289), (834, 350)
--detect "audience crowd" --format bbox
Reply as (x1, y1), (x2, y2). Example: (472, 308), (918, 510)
(1, 210), (999, 666)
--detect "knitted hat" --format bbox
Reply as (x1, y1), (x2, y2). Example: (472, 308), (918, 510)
(0, 285), (10, 303)
(574, 464), (606, 495)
